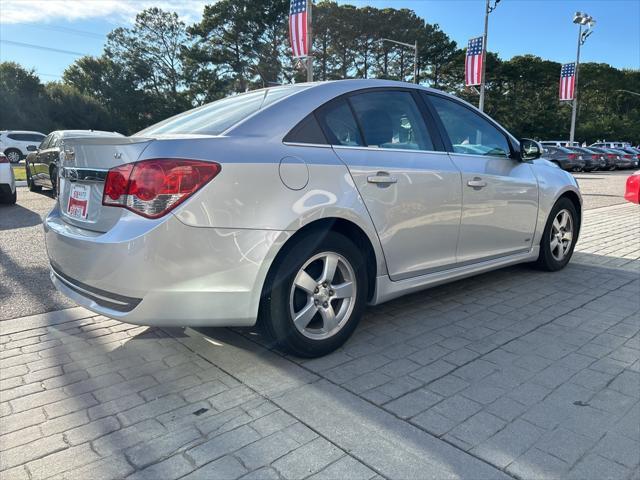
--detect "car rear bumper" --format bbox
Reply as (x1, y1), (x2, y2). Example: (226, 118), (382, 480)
(44, 205), (284, 327)
(0, 164), (15, 193)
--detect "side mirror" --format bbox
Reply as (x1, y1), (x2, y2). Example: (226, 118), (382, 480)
(26, 145), (37, 152)
(519, 138), (542, 161)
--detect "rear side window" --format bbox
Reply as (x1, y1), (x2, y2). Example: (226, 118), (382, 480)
(316, 99), (363, 146)
(136, 86), (307, 136)
(349, 91), (434, 151)
(284, 114), (327, 144)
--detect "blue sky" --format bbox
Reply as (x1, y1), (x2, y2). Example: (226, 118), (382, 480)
(0, 0), (638, 82)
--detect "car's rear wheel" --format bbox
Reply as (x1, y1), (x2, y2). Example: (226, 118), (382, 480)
(535, 197), (579, 271)
(261, 231), (367, 357)
(4, 149), (21, 164)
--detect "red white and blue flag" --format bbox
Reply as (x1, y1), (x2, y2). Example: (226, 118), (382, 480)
(465, 36), (483, 86)
(559, 63), (576, 101)
(289, 0), (308, 58)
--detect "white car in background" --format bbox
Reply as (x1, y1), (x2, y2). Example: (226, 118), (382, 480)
(590, 141), (631, 149)
(0, 152), (17, 204)
(0, 130), (47, 163)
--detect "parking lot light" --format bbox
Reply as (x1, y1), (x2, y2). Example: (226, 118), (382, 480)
(569, 11), (596, 144)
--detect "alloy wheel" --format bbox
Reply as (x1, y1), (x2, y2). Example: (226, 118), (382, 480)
(550, 209), (574, 261)
(289, 251), (357, 340)
(6, 151), (20, 163)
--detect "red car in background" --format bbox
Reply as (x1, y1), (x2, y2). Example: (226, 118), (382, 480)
(625, 171), (640, 204)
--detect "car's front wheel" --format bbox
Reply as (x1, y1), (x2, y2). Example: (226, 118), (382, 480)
(261, 231), (367, 357)
(535, 197), (579, 271)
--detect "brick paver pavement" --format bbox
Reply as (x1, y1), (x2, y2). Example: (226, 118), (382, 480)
(1, 202), (638, 479)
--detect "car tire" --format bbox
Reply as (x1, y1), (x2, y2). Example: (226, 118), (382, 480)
(261, 230), (368, 358)
(26, 164), (41, 192)
(5, 149), (21, 164)
(535, 197), (579, 272)
(50, 166), (58, 197)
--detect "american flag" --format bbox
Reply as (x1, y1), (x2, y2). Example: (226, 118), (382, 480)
(465, 36), (483, 86)
(559, 63), (576, 101)
(289, 0), (308, 58)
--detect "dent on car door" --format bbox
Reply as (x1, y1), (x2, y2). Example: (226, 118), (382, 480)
(424, 93), (538, 264)
(319, 90), (463, 281)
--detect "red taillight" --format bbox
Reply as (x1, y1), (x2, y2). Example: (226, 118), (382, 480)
(568, 153), (577, 160)
(624, 154), (632, 159)
(607, 154), (616, 159)
(0, 156), (8, 164)
(102, 159), (221, 218)
(591, 155), (598, 160)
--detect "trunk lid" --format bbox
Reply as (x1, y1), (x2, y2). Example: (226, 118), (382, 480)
(58, 136), (152, 233)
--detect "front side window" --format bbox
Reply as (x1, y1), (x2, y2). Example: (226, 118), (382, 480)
(428, 94), (511, 158)
(316, 99), (363, 147)
(349, 91), (434, 151)
(136, 85), (308, 136)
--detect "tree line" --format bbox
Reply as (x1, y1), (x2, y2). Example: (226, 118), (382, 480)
(1, 1), (638, 143)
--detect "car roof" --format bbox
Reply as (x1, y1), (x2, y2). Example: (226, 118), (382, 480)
(0, 130), (46, 135)
(230, 79), (517, 142)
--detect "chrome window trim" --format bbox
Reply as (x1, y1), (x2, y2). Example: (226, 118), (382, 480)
(332, 144), (445, 156)
(446, 151), (513, 161)
(282, 141), (332, 149)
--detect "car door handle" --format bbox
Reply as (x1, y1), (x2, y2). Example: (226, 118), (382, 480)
(367, 173), (397, 185)
(467, 177), (487, 189)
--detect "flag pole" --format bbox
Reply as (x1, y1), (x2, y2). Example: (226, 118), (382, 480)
(306, 0), (313, 82)
(478, 0), (490, 112)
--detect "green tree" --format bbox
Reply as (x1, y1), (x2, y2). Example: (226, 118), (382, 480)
(0, 62), (49, 131)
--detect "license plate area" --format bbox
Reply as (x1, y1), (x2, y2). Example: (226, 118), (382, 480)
(67, 183), (91, 220)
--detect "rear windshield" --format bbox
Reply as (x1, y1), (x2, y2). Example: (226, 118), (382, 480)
(136, 85), (308, 136)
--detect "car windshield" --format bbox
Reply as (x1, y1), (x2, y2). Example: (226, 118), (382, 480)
(136, 85), (308, 136)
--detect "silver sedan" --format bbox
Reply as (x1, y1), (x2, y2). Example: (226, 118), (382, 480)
(45, 79), (581, 357)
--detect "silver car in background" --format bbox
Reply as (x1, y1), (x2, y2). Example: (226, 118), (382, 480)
(45, 80), (582, 357)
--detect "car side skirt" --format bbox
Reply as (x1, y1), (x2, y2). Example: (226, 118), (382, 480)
(371, 247), (540, 305)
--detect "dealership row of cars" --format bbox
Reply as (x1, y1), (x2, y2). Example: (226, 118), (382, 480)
(540, 140), (640, 172)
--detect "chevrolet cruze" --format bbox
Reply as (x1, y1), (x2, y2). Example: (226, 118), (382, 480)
(45, 80), (582, 357)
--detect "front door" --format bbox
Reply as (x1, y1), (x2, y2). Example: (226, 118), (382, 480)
(424, 93), (538, 264)
(317, 90), (462, 280)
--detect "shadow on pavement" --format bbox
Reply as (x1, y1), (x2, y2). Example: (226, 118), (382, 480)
(0, 203), (43, 231)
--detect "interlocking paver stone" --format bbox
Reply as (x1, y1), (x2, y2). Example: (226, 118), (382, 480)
(2, 195), (639, 479)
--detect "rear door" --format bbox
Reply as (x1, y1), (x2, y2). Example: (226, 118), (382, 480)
(423, 92), (538, 264)
(318, 89), (462, 280)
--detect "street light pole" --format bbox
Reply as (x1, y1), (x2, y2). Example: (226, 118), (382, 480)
(478, 0), (490, 111)
(413, 40), (418, 84)
(569, 12), (595, 144)
(306, 0), (313, 82)
(569, 24), (582, 144)
(378, 38), (419, 84)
